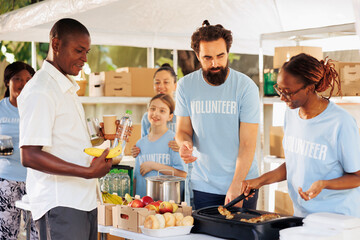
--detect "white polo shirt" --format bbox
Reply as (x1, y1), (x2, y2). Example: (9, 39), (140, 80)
(18, 61), (96, 220)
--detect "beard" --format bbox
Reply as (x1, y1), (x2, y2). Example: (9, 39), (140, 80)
(202, 63), (229, 86)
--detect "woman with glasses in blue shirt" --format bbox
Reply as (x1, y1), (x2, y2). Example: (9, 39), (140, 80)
(241, 53), (360, 217)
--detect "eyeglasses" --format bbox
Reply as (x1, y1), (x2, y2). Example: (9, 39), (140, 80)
(273, 84), (307, 101)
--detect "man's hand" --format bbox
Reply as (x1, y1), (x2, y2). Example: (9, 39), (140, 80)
(225, 182), (243, 207)
(298, 180), (325, 201)
(179, 141), (197, 164)
(88, 148), (112, 178)
(168, 139), (179, 152)
(131, 145), (140, 158)
(140, 161), (154, 176)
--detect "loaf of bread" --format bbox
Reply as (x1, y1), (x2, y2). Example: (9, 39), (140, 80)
(144, 213), (194, 229)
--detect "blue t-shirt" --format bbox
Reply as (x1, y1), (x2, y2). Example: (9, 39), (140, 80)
(141, 112), (176, 137)
(175, 68), (260, 195)
(283, 101), (360, 217)
(135, 130), (186, 197)
(0, 97), (27, 182)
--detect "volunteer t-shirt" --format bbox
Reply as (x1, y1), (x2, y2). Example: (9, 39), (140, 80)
(0, 97), (27, 182)
(141, 112), (176, 137)
(284, 101), (360, 217)
(175, 68), (259, 195)
(135, 130), (186, 197)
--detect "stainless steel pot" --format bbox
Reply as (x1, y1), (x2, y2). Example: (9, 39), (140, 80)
(146, 170), (185, 203)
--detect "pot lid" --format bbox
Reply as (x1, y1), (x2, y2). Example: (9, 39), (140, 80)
(146, 175), (185, 182)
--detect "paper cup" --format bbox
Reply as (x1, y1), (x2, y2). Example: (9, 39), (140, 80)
(103, 115), (117, 134)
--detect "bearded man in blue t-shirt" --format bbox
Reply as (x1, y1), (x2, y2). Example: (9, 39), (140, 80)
(175, 20), (260, 210)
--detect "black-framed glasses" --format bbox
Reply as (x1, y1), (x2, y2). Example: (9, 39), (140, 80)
(273, 84), (307, 101)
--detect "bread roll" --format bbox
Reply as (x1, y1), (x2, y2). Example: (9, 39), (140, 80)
(155, 214), (165, 229)
(144, 215), (160, 229)
(173, 212), (184, 226)
(181, 215), (194, 226)
(163, 212), (176, 227)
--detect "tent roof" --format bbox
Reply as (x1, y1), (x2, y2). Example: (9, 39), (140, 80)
(0, 0), (358, 55)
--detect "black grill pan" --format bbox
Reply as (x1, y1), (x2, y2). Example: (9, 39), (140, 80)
(191, 206), (303, 240)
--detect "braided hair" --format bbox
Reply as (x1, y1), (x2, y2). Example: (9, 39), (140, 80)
(282, 53), (341, 99)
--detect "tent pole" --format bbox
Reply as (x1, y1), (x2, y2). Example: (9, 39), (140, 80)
(258, 36), (267, 212)
(31, 41), (36, 71)
(147, 47), (154, 68)
(172, 49), (178, 75)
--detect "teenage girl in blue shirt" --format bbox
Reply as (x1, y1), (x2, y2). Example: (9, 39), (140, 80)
(134, 94), (186, 197)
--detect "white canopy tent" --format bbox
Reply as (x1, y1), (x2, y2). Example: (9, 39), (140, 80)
(0, 0), (359, 55)
(1, 0), (360, 213)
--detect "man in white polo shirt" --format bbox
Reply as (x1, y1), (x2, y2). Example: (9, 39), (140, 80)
(18, 18), (112, 240)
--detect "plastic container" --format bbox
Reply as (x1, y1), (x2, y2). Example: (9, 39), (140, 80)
(111, 165), (134, 195)
(113, 110), (133, 158)
(264, 69), (278, 96)
(120, 170), (130, 196)
(111, 171), (121, 196)
(139, 225), (193, 238)
(100, 174), (110, 192)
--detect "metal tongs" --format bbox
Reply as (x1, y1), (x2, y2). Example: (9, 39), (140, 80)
(223, 189), (256, 209)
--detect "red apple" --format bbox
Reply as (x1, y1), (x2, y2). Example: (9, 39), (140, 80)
(141, 196), (154, 206)
(159, 201), (173, 214)
(128, 199), (145, 208)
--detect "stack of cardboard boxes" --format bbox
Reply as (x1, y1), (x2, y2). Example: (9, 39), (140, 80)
(272, 46), (360, 96)
(89, 67), (157, 97)
(322, 62), (360, 96)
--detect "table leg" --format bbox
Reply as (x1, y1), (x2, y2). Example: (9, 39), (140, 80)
(100, 233), (107, 240)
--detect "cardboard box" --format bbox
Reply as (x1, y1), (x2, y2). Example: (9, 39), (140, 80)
(322, 62), (360, 96)
(112, 206), (119, 228)
(98, 203), (115, 226)
(89, 72), (105, 97)
(116, 67), (156, 97)
(104, 72), (132, 97)
(112, 205), (155, 233)
(275, 190), (294, 216)
(270, 126), (285, 158)
(175, 203), (192, 217)
(273, 46), (323, 69)
(112, 203), (192, 232)
(124, 124), (141, 156)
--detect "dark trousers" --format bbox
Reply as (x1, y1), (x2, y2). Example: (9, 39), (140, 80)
(193, 189), (259, 210)
(35, 207), (97, 240)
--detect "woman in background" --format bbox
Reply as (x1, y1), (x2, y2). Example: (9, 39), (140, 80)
(0, 62), (38, 240)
